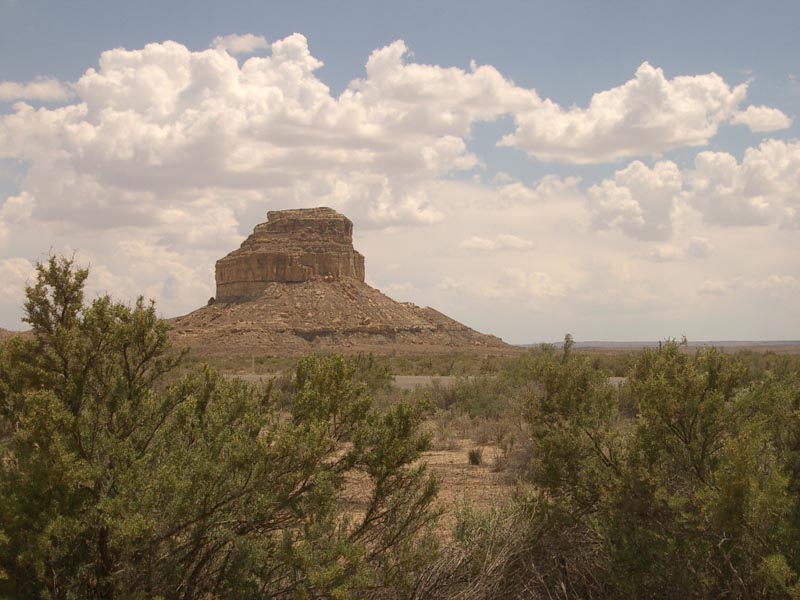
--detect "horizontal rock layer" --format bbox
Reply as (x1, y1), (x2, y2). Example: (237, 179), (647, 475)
(215, 207), (365, 301)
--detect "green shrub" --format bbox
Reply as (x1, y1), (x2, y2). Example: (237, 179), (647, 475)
(436, 337), (800, 599)
(0, 256), (440, 599)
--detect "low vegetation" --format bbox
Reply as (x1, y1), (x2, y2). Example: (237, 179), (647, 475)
(0, 257), (438, 599)
(2, 256), (800, 599)
(417, 337), (800, 599)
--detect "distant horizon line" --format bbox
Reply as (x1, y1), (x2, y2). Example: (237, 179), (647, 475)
(520, 340), (800, 347)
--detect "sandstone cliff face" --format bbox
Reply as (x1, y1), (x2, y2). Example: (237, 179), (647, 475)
(172, 207), (510, 357)
(215, 207), (365, 301)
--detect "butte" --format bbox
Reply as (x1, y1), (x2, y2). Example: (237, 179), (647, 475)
(170, 207), (510, 357)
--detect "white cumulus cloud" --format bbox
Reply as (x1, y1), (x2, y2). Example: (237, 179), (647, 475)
(501, 62), (748, 164)
(495, 175), (582, 206)
(688, 139), (800, 227)
(0, 191), (36, 241)
(211, 33), (270, 55)
(730, 105), (792, 132)
(0, 191), (36, 224)
(0, 78), (73, 102)
(698, 274), (798, 298)
(641, 237), (714, 262)
(460, 234), (533, 251)
(0, 257), (35, 304)
(644, 245), (687, 262)
(478, 268), (568, 304)
(699, 278), (740, 296)
(588, 139), (800, 236)
(753, 274), (799, 293)
(587, 160), (683, 240)
(0, 33), (796, 340)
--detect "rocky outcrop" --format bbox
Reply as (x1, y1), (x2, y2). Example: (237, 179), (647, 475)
(171, 207), (511, 357)
(215, 208), (365, 301)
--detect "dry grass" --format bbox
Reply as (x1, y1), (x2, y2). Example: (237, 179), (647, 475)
(424, 436), (513, 539)
(339, 419), (515, 542)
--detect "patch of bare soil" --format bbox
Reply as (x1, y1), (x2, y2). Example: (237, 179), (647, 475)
(424, 437), (513, 538)
(340, 432), (514, 541)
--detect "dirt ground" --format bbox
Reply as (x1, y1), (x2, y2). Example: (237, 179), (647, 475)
(340, 430), (514, 541)
(422, 436), (513, 536)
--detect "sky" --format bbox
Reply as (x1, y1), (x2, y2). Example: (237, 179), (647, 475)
(0, 0), (798, 344)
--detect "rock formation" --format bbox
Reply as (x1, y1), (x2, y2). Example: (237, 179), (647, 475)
(171, 207), (511, 357)
(215, 208), (365, 300)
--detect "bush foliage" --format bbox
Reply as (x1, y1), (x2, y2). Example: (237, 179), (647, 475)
(0, 256), (438, 599)
(425, 337), (800, 599)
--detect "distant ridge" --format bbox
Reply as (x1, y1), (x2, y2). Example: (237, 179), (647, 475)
(520, 340), (800, 354)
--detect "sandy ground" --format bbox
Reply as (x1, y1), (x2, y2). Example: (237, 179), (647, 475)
(339, 432), (514, 541)
(422, 437), (513, 536)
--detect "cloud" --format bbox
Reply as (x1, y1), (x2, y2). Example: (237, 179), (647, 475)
(587, 160), (683, 240)
(0, 191), (35, 240)
(379, 281), (417, 301)
(459, 236), (495, 251)
(0, 191), (35, 224)
(211, 33), (270, 55)
(1, 34), (526, 320)
(4, 34), (526, 237)
(644, 245), (687, 262)
(460, 233), (533, 251)
(641, 237), (714, 262)
(753, 274), (799, 293)
(495, 175), (582, 206)
(0, 78), (74, 102)
(686, 236), (714, 258)
(587, 139), (800, 236)
(478, 268), (568, 303)
(688, 139), (800, 227)
(500, 62), (748, 164)
(584, 137), (800, 241)
(730, 105), (793, 132)
(491, 172), (514, 184)
(0, 36), (779, 249)
(699, 278), (740, 296)
(698, 274), (798, 297)
(492, 234), (534, 249)
(0, 257), (35, 303)
(63, 239), (216, 311)
(436, 276), (465, 292)
(353, 40), (534, 139)
(354, 50), (766, 165)
(0, 33), (796, 340)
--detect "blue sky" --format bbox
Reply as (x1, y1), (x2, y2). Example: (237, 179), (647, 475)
(4, 1), (798, 101)
(0, 0), (798, 342)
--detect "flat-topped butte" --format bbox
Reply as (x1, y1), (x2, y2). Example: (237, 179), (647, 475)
(215, 207), (365, 301)
(172, 207), (510, 357)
